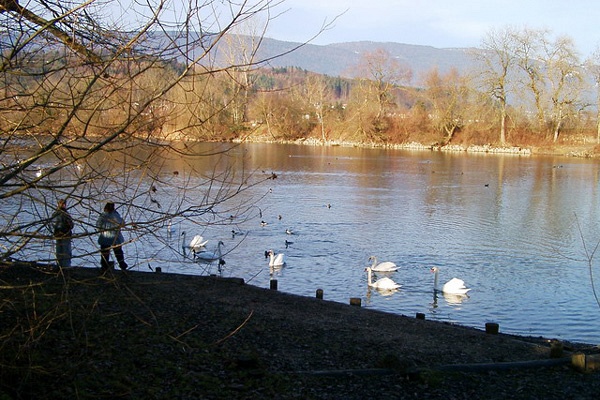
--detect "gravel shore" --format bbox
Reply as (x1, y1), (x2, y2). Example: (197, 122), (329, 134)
(1, 264), (599, 399)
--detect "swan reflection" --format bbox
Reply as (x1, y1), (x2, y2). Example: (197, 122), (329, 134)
(442, 292), (469, 305)
(431, 290), (469, 308)
(366, 286), (398, 302)
(374, 287), (398, 297)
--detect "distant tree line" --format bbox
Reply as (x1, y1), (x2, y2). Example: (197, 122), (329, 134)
(236, 28), (600, 148)
(3, 16), (600, 150)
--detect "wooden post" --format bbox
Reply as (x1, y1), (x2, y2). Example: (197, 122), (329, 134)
(572, 353), (586, 372)
(485, 322), (499, 334)
(550, 340), (564, 358)
(572, 353), (600, 372)
(316, 288), (323, 299)
(349, 297), (361, 306)
(155, 266), (162, 273)
(270, 279), (278, 290)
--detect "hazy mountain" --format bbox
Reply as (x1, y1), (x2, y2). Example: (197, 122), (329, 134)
(5, 29), (477, 82)
(254, 37), (479, 80)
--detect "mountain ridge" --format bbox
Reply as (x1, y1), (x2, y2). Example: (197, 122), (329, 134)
(255, 36), (478, 79)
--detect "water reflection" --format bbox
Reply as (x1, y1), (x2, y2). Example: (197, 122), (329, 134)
(8, 142), (600, 344)
(431, 290), (470, 307)
(443, 292), (469, 306)
(244, 147), (596, 341)
(233, 145), (600, 344)
(366, 286), (399, 301)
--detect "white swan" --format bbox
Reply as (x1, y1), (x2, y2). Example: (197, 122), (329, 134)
(267, 250), (286, 267)
(431, 267), (471, 295)
(195, 241), (224, 262)
(368, 256), (399, 272)
(189, 235), (208, 250)
(365, 267), (401, 290)
(181, 232), (208, 252)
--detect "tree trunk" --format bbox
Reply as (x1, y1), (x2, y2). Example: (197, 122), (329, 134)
(318, 113), (326, 144)
(553, 108), (563, 143)
(596, 112), (600, 145)
(500, 107), (507, 145)
(553, 120), (562, 142)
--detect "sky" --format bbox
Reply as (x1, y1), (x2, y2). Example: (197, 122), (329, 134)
(265, 0), (600, 57)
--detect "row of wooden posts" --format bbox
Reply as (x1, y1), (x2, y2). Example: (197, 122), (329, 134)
(269, 279), (499, 331)
(269, 279), (599, 372)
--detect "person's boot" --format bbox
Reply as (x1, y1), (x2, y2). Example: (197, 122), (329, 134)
(100, 255), (113, 273)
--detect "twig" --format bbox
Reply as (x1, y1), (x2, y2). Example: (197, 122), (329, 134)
(212, 310), (254, 346)
(575, 214), (600, 308)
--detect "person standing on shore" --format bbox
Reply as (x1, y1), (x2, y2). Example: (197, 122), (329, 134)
(51, 198), (74, 268)
(96, 202), (128, 272)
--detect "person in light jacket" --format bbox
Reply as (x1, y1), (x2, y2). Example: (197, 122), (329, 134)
(51, 199), (74, 268)
(96, 202), (128, 272)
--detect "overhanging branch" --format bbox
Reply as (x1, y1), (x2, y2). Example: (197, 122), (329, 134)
(0, 0), (102, 63)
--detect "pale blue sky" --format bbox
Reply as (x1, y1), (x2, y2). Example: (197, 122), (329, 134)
(266, 0), (600, 56)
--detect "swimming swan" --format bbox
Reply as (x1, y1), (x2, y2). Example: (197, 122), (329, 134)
(368, 256), (399, 272)
(431, 267), (471, 295)
(189, 235), (208, 250)
(181, 232), (208, 252)
(365, 266), (401, 290)
(268, 250), (286, 267)
(195, 241), (224, 262)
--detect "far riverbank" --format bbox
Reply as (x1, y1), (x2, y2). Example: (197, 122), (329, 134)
(232, 134), (600, 158)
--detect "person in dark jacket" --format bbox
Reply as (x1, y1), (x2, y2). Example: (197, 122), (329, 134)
(51, 198), (74, 268)
(96, 202), (128, 272)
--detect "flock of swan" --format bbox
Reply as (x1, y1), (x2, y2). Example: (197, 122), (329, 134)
(180, 232), (225, 267)
(181, 230), (288, 271)
(180, 230), (470, 297)
(365, 255), (471, 296)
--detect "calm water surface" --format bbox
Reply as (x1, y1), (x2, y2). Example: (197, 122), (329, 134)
(28, 143), (600, 344)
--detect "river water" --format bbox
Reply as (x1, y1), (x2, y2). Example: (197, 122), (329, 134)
(22, 143), (600, 344)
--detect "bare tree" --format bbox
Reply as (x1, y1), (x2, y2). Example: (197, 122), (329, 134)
(350, 48), (412, 141)
(421, 67), (471, 144)
(512, 28), (548, 134)
(586, 47), (600, 144)
(0, 0), (314, 268)
(2, 2), (325, 393)
(541, 35), (584, 142)
(221, 23), (267, 129)
(296, 74), (331, 143)
(354, 48), (412, 119)
(476, 27), (519, 145)
(476, 26), (586, 144)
